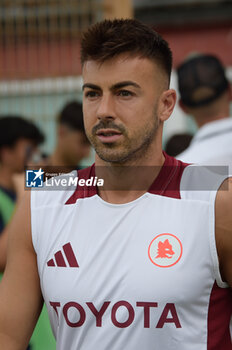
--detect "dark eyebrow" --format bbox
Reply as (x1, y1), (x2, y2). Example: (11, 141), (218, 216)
(82, 83), (101, 91)
(82, 81), (141, 91)
(111, 81), (141, 90)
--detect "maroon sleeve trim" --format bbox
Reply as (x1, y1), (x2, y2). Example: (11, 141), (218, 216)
(65, 164), (97, 204)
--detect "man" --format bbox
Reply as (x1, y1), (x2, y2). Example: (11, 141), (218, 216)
(0, 19), (231, 350)
(176, 54), (232, 172)
(48, 101), (91, 168)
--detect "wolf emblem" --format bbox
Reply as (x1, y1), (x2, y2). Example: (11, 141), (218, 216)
(155, 239), (175, 259)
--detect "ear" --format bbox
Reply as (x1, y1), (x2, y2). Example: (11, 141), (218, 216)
(158, 89), (176, 122)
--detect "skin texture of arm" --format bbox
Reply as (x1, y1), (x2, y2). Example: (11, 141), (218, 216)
(0, 191), (43, 349)
(0, 173), (27, 272)
(215, 177), (232, 288)
(0, 229), (7, 271)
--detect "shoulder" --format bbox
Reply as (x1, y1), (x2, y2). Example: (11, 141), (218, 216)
(215, 177), (232, 233)
(31, 165), (96, 209)
(215, 177), (232, 218)
(30, 170), (78, 209)
(176, 147), (194, 163)
(215, 177), (232, 287)
(180, 164), (226, 202)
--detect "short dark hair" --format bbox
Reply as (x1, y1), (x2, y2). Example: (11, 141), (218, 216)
(58, 101), (85, 132)
(81, 19), (172, 82)
(0, 115), (44, 149)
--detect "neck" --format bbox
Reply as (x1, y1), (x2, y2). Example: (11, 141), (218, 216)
(195, 113), (229, 128)
(0, 165), (15, 191)
(96, 146), (165, 204)
(192, 96), (230, 128)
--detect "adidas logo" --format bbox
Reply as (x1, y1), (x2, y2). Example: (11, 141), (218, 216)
(47, 242), (79, 268)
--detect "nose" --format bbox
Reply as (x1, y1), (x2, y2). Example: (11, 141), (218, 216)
(97, 94), (115, 120)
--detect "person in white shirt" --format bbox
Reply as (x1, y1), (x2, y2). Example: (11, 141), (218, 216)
(176, 54), (232, 174)
(177, 53), (232, 338)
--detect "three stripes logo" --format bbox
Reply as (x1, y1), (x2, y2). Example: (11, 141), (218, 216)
(47, 242), (79, 268)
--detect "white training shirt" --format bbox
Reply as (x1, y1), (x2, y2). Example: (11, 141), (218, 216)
(31, 153), (232, 350)
(177, 118), (232, 174)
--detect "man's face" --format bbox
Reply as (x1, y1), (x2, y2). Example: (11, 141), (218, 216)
(82, 54), (168, 164)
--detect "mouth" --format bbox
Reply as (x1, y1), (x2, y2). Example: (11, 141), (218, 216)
(96, 129), (122, 143)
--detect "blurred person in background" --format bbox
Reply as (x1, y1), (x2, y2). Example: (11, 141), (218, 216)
(165, 133), (193, 157)
(176, 54), (232, 172)
(0, 116), (55, 350)
(177, 52), (232, 340)
(0, 116), (44, 243)
(47, 101), (91, 169)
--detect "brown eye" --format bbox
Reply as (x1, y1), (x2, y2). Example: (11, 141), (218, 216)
(118, 90), (133, 97)
(85, 91), (99, 98)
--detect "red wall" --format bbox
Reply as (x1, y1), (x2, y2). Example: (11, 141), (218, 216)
(0, 23), (231, 80)
(159, 23), (232, 68)
(0, 39), (82, 80)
